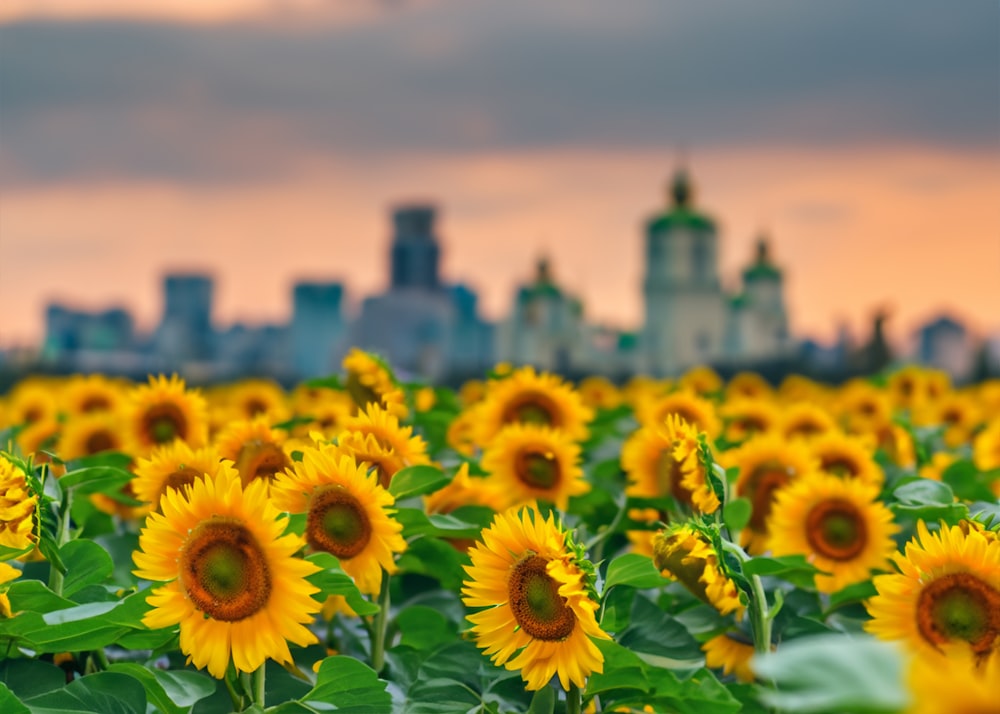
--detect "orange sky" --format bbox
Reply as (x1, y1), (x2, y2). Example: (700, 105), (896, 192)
(2, 143), (997, 351)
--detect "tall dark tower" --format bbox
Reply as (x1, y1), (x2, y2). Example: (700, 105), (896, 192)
(390, 205), (441, 291)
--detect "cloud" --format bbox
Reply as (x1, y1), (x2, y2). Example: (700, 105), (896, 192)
(0, 1), (996, 187)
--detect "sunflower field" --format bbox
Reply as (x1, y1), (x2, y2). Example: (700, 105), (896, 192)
(1, 351), (999, 714)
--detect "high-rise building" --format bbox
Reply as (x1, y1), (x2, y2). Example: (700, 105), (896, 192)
(154, 272), (215, 364)
(291, 281), (347, 378)
(390, 206), (442, 291)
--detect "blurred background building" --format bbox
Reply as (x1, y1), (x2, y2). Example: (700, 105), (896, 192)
(12, 168), (998, 387)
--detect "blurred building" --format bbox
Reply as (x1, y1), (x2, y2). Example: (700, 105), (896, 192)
(496, 257), (586, 373)
(291, 282), (348, 379)
(350, 205), (464, 380)
(913, 314), (976, 381)
(641, 169), (794, 376)
(153, 273), (215, 365)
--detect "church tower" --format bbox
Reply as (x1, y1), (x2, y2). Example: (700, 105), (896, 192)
(642, 168), (727, 375)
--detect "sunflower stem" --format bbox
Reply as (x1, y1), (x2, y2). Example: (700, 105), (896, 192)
(371, 569), (391, 674)
(223, 667), (243, 711)
(250, 664), (266, 708)
(565, 683), (582, 714)
(47, 489), (73, 596)
(748, 573), (772, 655)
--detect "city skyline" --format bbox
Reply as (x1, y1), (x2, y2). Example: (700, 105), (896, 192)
(1, 2), (998, 349)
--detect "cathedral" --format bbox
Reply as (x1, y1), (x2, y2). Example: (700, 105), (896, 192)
(640, 168), (793, 375)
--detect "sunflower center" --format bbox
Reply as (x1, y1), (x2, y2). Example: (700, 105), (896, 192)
(508, 555), (576, 641)
(742, 461), (793, 532)
(236, 441), (290, 485)
(788, 420), (824, 438)
(306, 486), (372, 559)
(502, 392), (559, 427)
(654, 446), (693, 506)
(514, 449), (561, 490)
(805, 500), (867, 560)
(84, 430), (116, 455)
(142, 404), (188, 444)
(820, 455), (859, 478)
(917, 573), (1000, 655)
(24, 406), (42, 424)
(244, 398), (269, 417)
(180, 518), (271, 622)
(81, 395), (111, 413)
(163, 466), (205, 496)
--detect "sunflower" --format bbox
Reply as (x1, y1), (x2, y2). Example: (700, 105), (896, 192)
(919, 451), (957, 482)
(291, 390), (355, 440)
(888, 366), (947, 414)
(133, 467), (320, 679)
(446, 409), (478, 457)
(342, 348), (407, 419)
(14, 418), (61, 468)
(222, 378), (290, 424)
(270, 444), (405, 596)
(906, 647), (1000, 714)
(459, 379), (487, 407)
(577, 376), (623, 411)
(461, 507), (610, 691)
(835, 381), (893, 436)
(652, 525), (744, 618)
(621, 375), (672, 410)
(972, 419), (1000, 474)
(719, 398), (780, 444)
(338, 404), (429, 474)
(876, 423), (917, 469)
(768, 474), (899, 592)
(125, 374), (208, 455)
(481, 424), (588, 510)
(635, 390), (720, 438)
(865, 521), (1000, 661)
(424, 463), (508, 515)
(913, 392), (982, 449)
(779, 402), (837, 442)
(724, 372), (773, 401)
(0, 562), (21, 618)
(336, 431), (407, 490)
(777, 374), (828, 404)
(473, 366), (593, 446)
(724, 434), (818, 554)
(0, 455), (36, 551)
(4, 378), (58, 427)
(702, 632), (756, 682)
(60, 374), (126, 416)
(622, 415), (718, 514)
(807, 431), (883, 488)
(215, 417), (292, 489)
(679, 365), (723, 398)
(132, 441), (227, 509)
(57, 412), (128, 461)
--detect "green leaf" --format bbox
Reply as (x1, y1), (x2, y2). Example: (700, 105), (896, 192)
(304, 553), (380, 616)
(395, 605), (458, 651)
(723, 497), (752, 534)
(527, 686), (555, 714)
(42, 600), (119, 625)
(941, 459), (998, 502)
(604, 553), (667, 592)
(0, 660), (65, 701)
(59, 539), (114, 597)
(617, 595), (703, 662)
(388, 465), (450, 500)
(0, 544), (33, 561)
(108, 664), (215, 714)
(743, 555), (824, 590)
(301, 656), (390, 713)
(0, 683), (29, 714)
(5, 580), (76, 615)
(827, 579), (878, 612)
(24, 672), (147, 714)
(57, 466), (135, 495)
(397, 506), (494, 540)
(891, 478), (956, 506)
(585, 639), (650, 697)
(599, 584), (636, 632)
(396, 536), (469, 591)
(753, 633), (907, 713)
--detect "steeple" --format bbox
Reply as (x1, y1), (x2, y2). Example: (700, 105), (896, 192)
(670, 168), (694, 208)
(743, 232), (782, 282)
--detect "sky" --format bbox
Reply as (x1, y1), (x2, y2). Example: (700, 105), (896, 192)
(1, 0), (998, 351)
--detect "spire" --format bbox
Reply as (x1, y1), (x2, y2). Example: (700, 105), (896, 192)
(755, 234), (771, 265)
(670, 167), (694, 208)
(535, 255), (552, 284)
